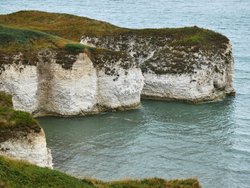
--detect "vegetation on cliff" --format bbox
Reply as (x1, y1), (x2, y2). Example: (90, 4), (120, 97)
(0, 92), (41, 142)
(0, 10), (122, 41)
(0, 10), (229, 50)
(0, 25), (132, 71)
(0, 25), (69, 52)
(0, 156), (200, 188)
(0, 10), (230, 74)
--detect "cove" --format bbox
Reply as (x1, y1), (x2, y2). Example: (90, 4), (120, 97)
(38, 98), (249, 187)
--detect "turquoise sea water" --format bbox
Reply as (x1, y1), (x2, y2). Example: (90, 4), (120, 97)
(1, 1), (250, 187)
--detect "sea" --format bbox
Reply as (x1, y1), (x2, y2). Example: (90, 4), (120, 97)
(1, 1), (250, 187)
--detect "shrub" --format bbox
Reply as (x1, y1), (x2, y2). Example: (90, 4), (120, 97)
(64, 43), (85, 53)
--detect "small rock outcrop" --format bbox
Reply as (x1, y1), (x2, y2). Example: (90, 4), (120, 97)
(0, 129), (53, 168)
(0, 92), (52, 168)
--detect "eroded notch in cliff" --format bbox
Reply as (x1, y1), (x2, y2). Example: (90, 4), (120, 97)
(36, 51), (54, 115)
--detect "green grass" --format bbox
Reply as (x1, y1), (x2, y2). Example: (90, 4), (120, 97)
(0, 10), (123, 41)
(0, 10), (229, 72)
(0, 156), (201, 188)
(0, 25), (71, 54)
(0, 11), (229, 50)
(0, 92), (40, 142)
(0, 25), (108, 70)
(0, 156), (94, 188)
(64, 43), (86, 53)
(0, 92), (12, 107)
(0, 25), (49, 46)
(0, 25), (123, 69)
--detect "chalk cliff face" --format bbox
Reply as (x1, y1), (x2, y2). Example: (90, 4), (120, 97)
(0, 128), (52, 168)
(81, 32), (235, 102)
(0, 11), (235, 105)
(0, 50), (144, 116)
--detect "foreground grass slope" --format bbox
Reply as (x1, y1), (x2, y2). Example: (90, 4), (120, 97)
(0, 156), (200, 188)
(0, 10), (229, 50)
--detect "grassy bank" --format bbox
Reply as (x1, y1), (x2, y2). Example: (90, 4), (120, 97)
(0, 92), (40, 142)
(0, 156), (200, 188)
(0, 25), (78, 53)
(0, 10), (229, 50)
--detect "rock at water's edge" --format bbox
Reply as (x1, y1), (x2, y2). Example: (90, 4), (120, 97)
(0, 129), (52, 168)
(81, 31), (235, 102)
(0, 51), (144, 116)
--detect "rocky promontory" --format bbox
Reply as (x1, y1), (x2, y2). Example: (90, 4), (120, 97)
(0, 25), (143, 116)
(81, 28), (235, 102)
(0, 11), (235, 117)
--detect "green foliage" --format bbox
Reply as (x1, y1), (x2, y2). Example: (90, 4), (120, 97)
(0, 156), (93, 188)
(0, 92), (40, 141)
(10, 110), (38, 127)
(64, 43), (85, 53)
(0, 25), (49, 46)
(0, 25), (72, 54)
(0, 11), (229, 51)
(0, 10), (122, 41)
(0, 156), (201, 188)
(0, 92), (12, 107)
(95, 178), (201, 188)
(169, 26), (228, 50)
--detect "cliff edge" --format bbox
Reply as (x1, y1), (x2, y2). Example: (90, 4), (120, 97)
(0, 92), (52, 168)
(0, 11), (235, 115)
(0, 25), (143, 116)
(81, 27), (235, 102)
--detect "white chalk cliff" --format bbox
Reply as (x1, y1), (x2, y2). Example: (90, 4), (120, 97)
(0, 128), (52, 168)
(0, 51), (144, 116)
(141, 43), (234, 102)
(81, 31), (235, 102)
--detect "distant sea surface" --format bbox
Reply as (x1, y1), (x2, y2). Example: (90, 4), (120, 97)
(1, 1), (250, 187)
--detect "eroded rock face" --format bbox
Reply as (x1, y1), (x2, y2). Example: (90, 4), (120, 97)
(0, 50), (144, 116)
(0, 129), (52, 168)
(81, 34), (235, 102)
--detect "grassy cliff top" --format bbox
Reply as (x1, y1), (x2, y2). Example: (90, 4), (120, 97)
(0, 10), (229, 50)
(0, 10), (122, 41)
(0, 25), (72, 53)
(0, 25), (130, 70)
(0, 156), (201, 188)
(0, 92), (41, 142)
